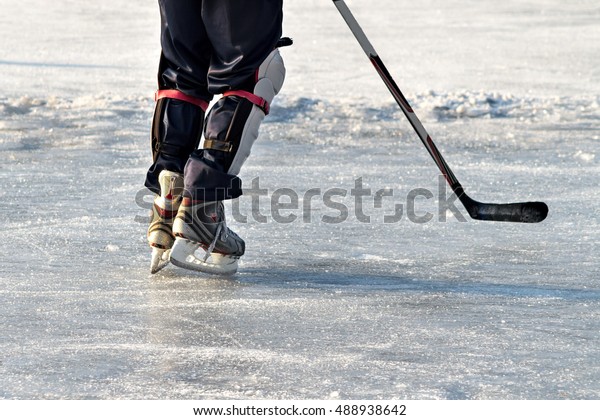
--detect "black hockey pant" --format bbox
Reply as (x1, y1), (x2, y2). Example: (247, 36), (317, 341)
(145, 0), (284, 201)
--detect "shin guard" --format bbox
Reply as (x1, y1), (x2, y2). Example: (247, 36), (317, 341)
(203, 49), (286, 176)
(145, 92), (208, 194)
(151, 94), (207, 164)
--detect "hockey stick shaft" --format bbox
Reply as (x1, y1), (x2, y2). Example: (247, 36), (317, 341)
(333, 0), (548, 223)
(333, 0), (459, 189)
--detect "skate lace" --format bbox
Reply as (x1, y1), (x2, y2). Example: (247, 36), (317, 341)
(202, 203), (229, 262)
(203, 223), (222, 262)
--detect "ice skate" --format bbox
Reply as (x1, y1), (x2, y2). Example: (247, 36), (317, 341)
(147, 170), (184, 274)
(170, 198), (245, 275)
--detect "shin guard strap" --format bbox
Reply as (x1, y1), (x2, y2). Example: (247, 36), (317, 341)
(155, 90), (209, 112)
(203, 138), (234, 153)
(223, 90), (269, 115)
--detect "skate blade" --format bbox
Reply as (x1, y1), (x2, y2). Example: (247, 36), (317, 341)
(170, 238), (239, 275)
(150, 247), (171, 274)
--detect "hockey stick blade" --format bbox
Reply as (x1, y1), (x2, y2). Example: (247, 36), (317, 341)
(456, 186), (549, 223)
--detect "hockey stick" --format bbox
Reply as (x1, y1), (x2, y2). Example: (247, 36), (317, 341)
(333, 0), (548, 223)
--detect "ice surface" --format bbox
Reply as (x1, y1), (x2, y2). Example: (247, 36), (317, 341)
(0, 0), (599, 400)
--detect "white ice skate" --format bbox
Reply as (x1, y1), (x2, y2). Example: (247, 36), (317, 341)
(170, 198), (244, 275)
(147, 170), (184, 274)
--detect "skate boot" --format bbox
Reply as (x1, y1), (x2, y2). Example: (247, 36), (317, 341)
(170, 198), (245, 275)
(147, 170), (184, 274)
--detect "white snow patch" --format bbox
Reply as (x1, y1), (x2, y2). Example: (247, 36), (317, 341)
(573, 150), (595, 163)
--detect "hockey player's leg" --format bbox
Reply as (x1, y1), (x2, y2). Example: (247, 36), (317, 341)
(171, 50), (286, 274)
(145, 95), (207, 274)
(228, 49), (286, 175)
(146, 1), (213, 273)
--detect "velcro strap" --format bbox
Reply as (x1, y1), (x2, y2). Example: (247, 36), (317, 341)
(203, 138), (234, 153)
(223, 90), (269, 115)
(155, 90), (209, 112)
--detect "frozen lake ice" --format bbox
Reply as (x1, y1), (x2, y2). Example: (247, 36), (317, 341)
(0, 0), (599, 399)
